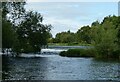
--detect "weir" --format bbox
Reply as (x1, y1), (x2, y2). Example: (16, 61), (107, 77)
(19, 48), (67, 58)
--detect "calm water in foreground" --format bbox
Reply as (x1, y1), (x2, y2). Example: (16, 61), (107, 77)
(2, 46), (120, 80)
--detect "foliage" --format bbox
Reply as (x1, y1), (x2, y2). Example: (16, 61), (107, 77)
(2, 20), (16, 49)
(53, 30), (76, 43)
(59, 15), (120, 59)
(2, 2), (52, 55)
(2, 2), (26, 24)
(59, 48), (95, 57)
(2, 1), (120, 59)
(2, 2), (26, 53)
(91, 17), (119, 58)
(15, 11), (52, 53)
(76, 26), (91, 44)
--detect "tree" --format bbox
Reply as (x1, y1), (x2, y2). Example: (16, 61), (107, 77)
(2, 19), (17, 54)
(2, 2), (26, 25)
(2, 1), (26, 52)
(76, 26), (91, 44)
(16, 11), (52, 53)
(91, 20), (100, 26)
(2, 2), (52, 55)
(91, 16), (119, 58)
(54, 30), (75, 43)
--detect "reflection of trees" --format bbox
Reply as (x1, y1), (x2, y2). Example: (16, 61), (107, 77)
(2, 56), (11, 80)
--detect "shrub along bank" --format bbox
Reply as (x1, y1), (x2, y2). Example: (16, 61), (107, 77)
(59, 48), (120, 60)
(59, 48), (96, 57)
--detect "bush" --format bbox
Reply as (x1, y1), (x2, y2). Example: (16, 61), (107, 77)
(60, 48), (120, 60)
(59, 48), (96, 57)
(59, 51), (67, 56)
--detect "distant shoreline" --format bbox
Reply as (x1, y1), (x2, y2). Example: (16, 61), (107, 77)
(48, 43), (92, 46)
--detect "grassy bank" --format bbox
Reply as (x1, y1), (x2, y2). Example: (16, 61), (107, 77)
(59, 48), (96, 57)
(48, 43), (92, 46)
(59, 48), (120, 60)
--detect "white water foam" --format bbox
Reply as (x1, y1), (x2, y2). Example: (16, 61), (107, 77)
(19, 49), (67, 58)
(41, 49), (67, 53)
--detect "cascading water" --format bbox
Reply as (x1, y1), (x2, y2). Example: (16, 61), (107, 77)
(19, 48), (67, 58)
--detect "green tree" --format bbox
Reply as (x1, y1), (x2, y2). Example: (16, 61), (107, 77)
(2, 2), (26, 54)
(76, 26), (91, 44)
(16, 11), (51, 53)
(2, 20), (16, 53)
(2, 2), (26, 25)
(55, 30), (75, 43)
(91, 16), (119, 58)
(2, 2), (52, 55)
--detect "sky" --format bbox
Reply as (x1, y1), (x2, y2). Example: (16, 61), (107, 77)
(25, 2), (118, 37)
(27, 0), (119, 2)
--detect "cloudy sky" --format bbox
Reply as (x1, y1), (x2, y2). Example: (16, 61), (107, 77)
(25, 2), (118, 37)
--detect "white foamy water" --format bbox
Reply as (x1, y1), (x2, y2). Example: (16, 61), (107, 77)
(19, 54), (60, 58)
(0, 52), (2, 55)
(19, 49), (67, 58)
(41, 49), (67, 53)
(19, 53), (39, 58)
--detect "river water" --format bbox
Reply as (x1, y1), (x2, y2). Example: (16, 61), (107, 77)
(2, 46), (120, 80)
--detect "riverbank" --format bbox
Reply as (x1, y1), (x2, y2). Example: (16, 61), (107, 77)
(59, 48), (120, 60)
(48, 43), (92, 46)
(59, 48), (96, 57)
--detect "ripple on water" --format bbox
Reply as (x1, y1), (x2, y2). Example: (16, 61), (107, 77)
(2, 51), (120, 80)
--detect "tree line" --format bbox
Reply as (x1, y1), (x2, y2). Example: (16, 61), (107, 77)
(2, 1), (120, 58)
(50, 15), (120, 58)
(2, 2), (52, 55)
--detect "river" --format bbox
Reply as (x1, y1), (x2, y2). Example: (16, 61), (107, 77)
(2, 46), (120, 80)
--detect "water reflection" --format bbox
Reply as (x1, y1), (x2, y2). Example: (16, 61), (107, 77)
(89, 59), (120, 80)
(3, 57), (50, 80)
(2, 53), (120, 80)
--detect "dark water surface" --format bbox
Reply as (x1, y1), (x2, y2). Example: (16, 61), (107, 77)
(2, 46), (120, 80)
